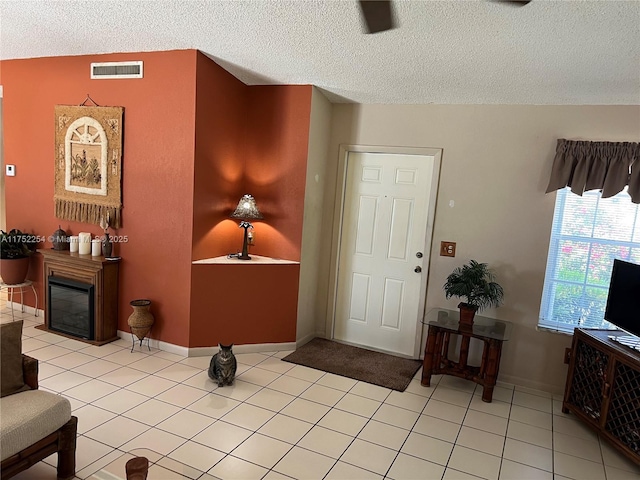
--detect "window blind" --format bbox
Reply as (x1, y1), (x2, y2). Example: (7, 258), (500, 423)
(539, 187), (640, 334)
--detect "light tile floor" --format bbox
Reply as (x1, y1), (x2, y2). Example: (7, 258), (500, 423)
(2, 303), (640, 480)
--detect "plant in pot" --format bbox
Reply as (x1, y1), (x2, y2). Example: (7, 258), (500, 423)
(0, 229), (38, 285)
(443, 259), (504, 327)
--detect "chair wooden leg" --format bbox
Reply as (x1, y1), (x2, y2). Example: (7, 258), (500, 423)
(56, 416), (77, 480)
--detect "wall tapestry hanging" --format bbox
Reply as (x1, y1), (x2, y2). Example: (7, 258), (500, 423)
(54, 104), (124, 228)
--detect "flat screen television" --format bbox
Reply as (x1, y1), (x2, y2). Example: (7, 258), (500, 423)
(605, 259), (640, 350)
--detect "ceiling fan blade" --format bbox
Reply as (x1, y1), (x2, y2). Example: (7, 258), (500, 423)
(496, 0), (532, 4)
(358, 0), (396, 34)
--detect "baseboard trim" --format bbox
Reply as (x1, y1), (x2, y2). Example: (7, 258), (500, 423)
(498, 373), (564, 396)
(188, 342), (297, 357)
(117, 330), (190, 356)
(6, 301), (44, 318)
(296, 332), (319, 348)
(117, 330), (297, 358)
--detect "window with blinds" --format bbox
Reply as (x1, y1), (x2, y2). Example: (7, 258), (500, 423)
(539, 187), (640, 334)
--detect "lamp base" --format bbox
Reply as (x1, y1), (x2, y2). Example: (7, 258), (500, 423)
(236, 222), (253, 260)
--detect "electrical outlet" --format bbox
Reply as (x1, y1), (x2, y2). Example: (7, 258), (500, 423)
(247, 231), (255, 245)
(440, 241), (456, 257)
(6, 165), (16, 176)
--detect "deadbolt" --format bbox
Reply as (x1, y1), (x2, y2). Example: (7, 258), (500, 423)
(416, 252), (423, 258)
(414, 266), (422, 273)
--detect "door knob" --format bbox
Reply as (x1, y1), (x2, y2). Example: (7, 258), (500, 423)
(416, 252), (423, 258)
(414, 266), (422, 273)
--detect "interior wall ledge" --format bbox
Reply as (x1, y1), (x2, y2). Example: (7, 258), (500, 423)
(192, 255), (300, 265)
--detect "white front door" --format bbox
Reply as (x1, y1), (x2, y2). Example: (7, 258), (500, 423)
(333, 151), (438, 357)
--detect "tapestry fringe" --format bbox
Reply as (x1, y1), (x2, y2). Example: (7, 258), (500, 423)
(55, 198), (122, 228)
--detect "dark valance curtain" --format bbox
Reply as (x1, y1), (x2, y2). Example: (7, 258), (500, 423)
(546, 139), (640, 203)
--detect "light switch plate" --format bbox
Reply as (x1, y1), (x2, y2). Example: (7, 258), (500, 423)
(6, 165), (16, 176)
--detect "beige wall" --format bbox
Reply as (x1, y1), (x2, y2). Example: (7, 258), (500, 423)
(317, 104), (640, 393)
(297, 87), (333, 343)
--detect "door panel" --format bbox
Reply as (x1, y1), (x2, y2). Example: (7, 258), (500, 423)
(381, 278), (404, 329)
(388, 198), (413, 260)
(355, 196), (377, 255)
(349, 273), (371, 322)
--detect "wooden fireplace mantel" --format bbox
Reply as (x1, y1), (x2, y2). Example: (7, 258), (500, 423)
(37, 249), (120, 345)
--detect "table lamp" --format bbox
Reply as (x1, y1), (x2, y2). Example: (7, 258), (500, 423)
(230, 194), (263, 260)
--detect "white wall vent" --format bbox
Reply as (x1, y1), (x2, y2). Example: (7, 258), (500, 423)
(91, 61), (143, 79)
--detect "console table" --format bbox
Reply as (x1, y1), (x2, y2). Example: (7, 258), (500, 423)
(563, 328), (640, 465)
(37, 249), (120, 345)
(421, 308), (512, 402)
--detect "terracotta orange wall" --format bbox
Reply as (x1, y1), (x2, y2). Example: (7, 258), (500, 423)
(188, 77), (312, 347)
(244, 86), (312, 262)
(3, 50), (313, 349)
(189, 62), (312, 267)
(191, 51), (247, 261)
(1, 50), (197, 346)
(191, 83), (313, 262)
(189, 264), (300, 347)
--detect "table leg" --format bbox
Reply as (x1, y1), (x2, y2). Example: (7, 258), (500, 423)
(458, 335), (471, 369)
(442, 332), (451, 363)
(482, 339), (503, 402)
(421, 327), (438, 386)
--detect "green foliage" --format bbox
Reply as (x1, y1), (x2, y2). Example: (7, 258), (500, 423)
(0, 229), (37, 259)
(550, 283), (611, 329)
(443, 260), (504, 311)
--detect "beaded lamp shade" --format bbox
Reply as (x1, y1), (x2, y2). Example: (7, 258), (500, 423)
(230, 194), (264, 220)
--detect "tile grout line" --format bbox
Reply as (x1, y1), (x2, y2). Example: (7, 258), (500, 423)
(551, 400), (557, 479)
(269, 365), (368, 479)
(496, 382), (516, 480)
(381, 382), (437, 480)
(159, 349), (293, 479)
(14, 313), (638, 480)
(80, 348), (289, 479)
(207, 359), (335, 478)
(441, 382), (478, 478)
(222, 365), (335, 479)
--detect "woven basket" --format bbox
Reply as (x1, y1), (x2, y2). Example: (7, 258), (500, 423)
(127, 299), (154, 341)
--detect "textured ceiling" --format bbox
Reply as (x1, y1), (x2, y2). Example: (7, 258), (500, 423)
(1, 0), (639, 104)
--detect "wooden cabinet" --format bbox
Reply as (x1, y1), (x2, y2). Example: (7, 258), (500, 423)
(38, 250), (120, 345)
(563, 328), (640, 465)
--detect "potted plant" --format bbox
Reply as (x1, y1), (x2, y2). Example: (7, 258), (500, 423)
(443, 259), (504, 327)
(0, 229), (38, 284)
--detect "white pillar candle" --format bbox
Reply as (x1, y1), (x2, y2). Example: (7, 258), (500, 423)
(78, 232), (91, 255)
(91, 238), (102, 256)
(69, 236), (79, 253)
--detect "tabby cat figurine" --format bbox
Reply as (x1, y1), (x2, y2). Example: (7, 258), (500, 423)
(208, 343), (237, 387)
